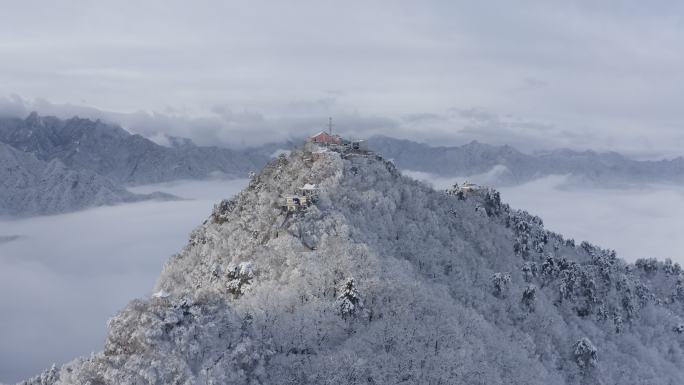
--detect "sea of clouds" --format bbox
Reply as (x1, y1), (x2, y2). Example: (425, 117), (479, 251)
(0, 179), (247, 383)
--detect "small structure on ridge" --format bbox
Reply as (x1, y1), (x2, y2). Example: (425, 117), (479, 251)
(460, 181), (479, 192)
(308, 131), (342, 146)
(305, 118), (369, 153)
(282, 184), (319, 212)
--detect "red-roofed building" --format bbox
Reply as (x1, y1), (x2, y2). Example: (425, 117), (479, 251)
(307, 131), (342, 145)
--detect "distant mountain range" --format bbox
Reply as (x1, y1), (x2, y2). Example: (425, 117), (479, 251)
(0, 113), (280, 216)
(4, 112), (684, 217)
(368, 136), (684, 186)
(0, 112), (268, 185)
(0, 141), (174, 217)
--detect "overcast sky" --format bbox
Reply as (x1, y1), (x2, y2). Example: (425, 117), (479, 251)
(1, 1), (684, 157)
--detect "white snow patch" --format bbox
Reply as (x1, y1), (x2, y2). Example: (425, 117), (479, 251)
(147, 132), (173, 147)
(152, 289), (170, 298)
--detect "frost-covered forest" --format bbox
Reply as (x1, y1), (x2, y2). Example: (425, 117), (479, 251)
(20, 147), (684, 385)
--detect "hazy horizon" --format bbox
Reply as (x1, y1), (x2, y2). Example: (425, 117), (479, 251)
(2, 1), (684, 158)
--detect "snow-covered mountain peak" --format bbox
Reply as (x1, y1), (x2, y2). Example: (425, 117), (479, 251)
(19, 144), (684, 384)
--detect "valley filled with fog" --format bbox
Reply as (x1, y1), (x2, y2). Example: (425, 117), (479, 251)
(2, 174), (684, 382)
(0, 179), (247, 383)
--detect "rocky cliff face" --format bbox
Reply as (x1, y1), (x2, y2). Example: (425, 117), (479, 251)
(20, 147), (684, 384)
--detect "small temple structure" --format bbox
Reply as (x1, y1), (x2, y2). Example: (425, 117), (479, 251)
(283, 183), (319, 212)
(305, 117), (367, 152)
(308, 131), (342, 145)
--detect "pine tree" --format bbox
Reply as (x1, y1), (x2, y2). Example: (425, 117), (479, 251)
(573, 338), (598, 369)
(338, 278), (363, 319)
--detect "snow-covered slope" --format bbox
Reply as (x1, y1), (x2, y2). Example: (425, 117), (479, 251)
(0, 113), (269, 185)
(0, 142), (173, 217)
(369, 135), (684, 186)
(20, 147), (684, 384)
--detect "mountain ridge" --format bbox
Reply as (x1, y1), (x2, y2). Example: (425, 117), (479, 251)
(0, 113), (269, 186)
(0, 141), (175, 217)
(368, 135), (684, 186)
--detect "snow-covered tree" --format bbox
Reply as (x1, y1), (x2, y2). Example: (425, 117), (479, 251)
(673, 323), (684, 334)
(338, 278), (363, 319)
(573, 338), (598, 369)
(522, 285), (537, 312)
(226, 262), (254, 297)
(211, 198), (237, 224)
(522, 261), (537, 282)
(491, 272), (512, 298)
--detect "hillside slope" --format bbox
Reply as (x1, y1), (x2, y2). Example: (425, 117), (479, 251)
(0, 142), (172, 217)
(20, 147), (684, 384)
(0, 113), (268, 185)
